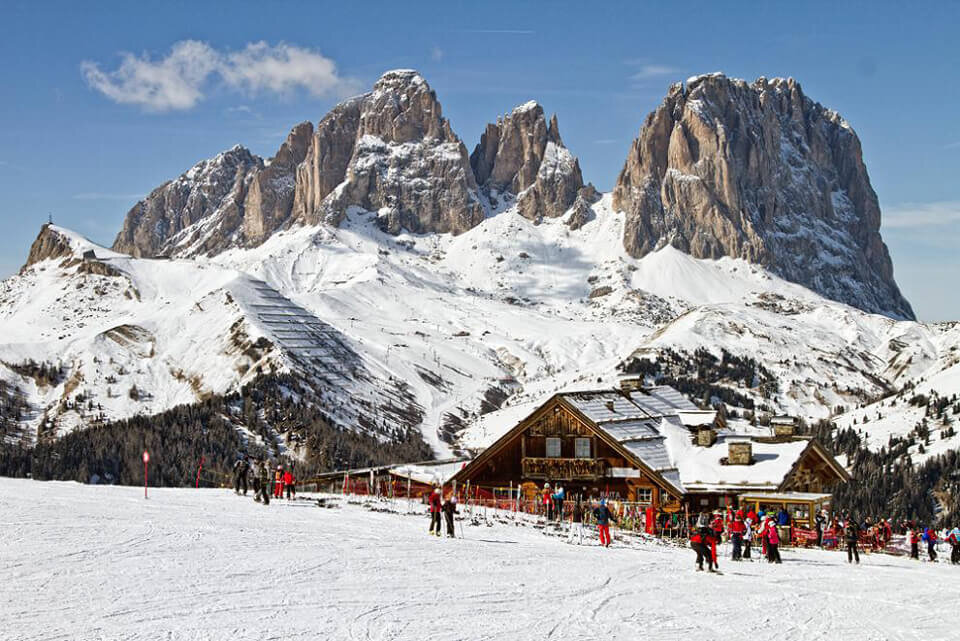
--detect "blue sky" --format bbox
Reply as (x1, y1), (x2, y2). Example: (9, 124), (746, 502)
(1, 1), (957, 320)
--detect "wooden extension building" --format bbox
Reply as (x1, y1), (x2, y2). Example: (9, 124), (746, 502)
(450, 384), (850, 520)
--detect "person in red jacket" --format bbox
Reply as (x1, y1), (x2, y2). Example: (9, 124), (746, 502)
(428, 488), (442, 537)
(283, 470), (295, 500)
(908, 523), (920, 560)
(690, 515), (718, 572)
(273, 465), (284, 499)
(729, 514), (746, 561)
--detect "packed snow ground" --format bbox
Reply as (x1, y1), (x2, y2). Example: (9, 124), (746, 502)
(3, 479), (959, 641)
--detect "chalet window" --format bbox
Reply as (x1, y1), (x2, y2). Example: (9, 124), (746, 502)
(545, 437), (561, 458)
(635, 487), (653, 504)
(574, 437), (591, 458)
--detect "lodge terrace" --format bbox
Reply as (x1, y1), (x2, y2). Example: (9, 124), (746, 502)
(447, 383), (850, 529)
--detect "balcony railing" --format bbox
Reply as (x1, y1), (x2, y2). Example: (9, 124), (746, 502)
(522, 457), (605, 480)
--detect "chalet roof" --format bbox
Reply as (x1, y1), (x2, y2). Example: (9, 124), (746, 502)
(557, 387), (841, 495)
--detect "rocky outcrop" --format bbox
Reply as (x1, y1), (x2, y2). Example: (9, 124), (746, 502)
(471, 102), (583, 220)
(566, 185), (600, 231)
(21, 224), (74, 272)
(292, 99), (363, 224)
(612, 73), (914, 319)
(301, 70), (486, 235)
(243, 121), (313, 244)
(112, 145), (262, 257)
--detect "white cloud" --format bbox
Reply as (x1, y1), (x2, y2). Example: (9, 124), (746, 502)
(431, 46), (444, 62)
(943, 140), (960, 149)
(81, 40), (357, 112)
(629, 64), (680, 82)
(883, 201), (960, 228)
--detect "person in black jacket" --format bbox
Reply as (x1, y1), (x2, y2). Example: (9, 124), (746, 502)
(593, 499), (617, 547)
(844, 518), (860, 564)
(567, 500), (586, 545)
(814, 510), (826, 547)
(442, 495), (459, 538)
(233, 456), (249, 495)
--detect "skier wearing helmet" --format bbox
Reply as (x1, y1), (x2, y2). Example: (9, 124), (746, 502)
(428, 487), (442, 536)
(442, 494), (459, 538)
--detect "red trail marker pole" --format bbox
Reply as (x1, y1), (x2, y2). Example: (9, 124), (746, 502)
(143, 450), (150, 499)
(195, 456), (205, 488)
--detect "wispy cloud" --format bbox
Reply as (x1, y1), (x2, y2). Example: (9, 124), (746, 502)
(73, 192), (144, 201)
(431, 46), (444, 62)
(883, 201), (960, 228)
(456, 29), (535, 34)
(81, 40), (359, 112)
(943, 140), (960, 149)
(594, 139), (619, 145)
(628, 64), (680, 82)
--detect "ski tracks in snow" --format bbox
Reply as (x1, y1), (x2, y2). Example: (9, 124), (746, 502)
(3, 480), (960, 641)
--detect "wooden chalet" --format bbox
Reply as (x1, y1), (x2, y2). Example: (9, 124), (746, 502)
(450, 384), (850, 516)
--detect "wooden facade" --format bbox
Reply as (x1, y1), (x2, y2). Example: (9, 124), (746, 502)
(451, 396), (683, 510)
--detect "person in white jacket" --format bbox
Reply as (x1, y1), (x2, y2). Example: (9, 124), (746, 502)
(743, 516), (754, 559)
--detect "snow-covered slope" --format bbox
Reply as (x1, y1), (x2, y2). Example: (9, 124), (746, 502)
(3, 479), (959, 640)
(3, 195), (960, 458)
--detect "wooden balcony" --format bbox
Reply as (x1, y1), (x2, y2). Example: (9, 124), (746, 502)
(522, 457), (605, 480)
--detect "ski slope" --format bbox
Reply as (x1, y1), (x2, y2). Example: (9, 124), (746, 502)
(2, 478), (958, 641)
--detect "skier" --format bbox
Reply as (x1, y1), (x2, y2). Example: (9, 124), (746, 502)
(690, 516), (717, 572)
(593, 499), (617, 547)
(946, 526), (960, 565)
(273, 465), (284, 499)
(254, 459), (271, 505)
(815, 510), (826, 547)
(283, 469), (296, 500)
(742, 514), (754, 559)
(542, 483), (553, 520)
(233, 455), (250, 495)
(764, 519), (782, 564)
(844, 518), (860, 564)
(908, 522), (920, 560)
(441, 495), (458, 538)
(554, 485), (565, 521)
(923, 526), (938, 561)
(729, 513), (746, 561)
(428, 487), (442, 536)
(567, 500), (585, 545)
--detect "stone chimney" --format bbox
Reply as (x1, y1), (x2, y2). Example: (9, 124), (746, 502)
(771, 416), (797, 438)
(697, 428), (717, 447)
(727, 441), (753, 465)
(619, 376), (643, 391)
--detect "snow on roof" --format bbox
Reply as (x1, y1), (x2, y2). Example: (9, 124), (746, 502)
(656, 418), (811, 493)
(738, 491), (832, 503)
(389, 460), (466, 486)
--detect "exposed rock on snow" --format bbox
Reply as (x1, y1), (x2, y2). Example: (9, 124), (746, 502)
(471, 102), (583, 220)
(297, 69), (486, 235)
(613, 74), (913, 320)
(112, 145), (262, 257)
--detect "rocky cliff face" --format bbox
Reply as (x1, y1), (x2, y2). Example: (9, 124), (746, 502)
(300, 70), (486, 235)
(112, 145), (262, 257)
(612, 73), (913, 319)
(471, 102), (583, 221)
(242, 121), (313, 245)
